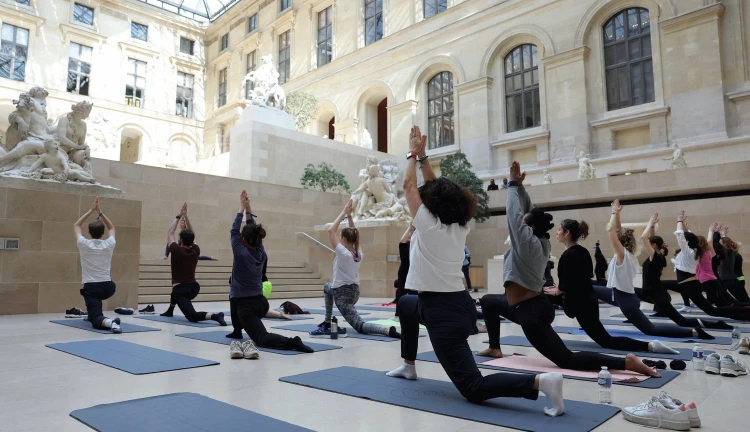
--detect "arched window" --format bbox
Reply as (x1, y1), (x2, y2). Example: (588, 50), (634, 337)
(504, 44), (540, 132)
(427, 71), (454, 149)
(603, 8), (654, 110)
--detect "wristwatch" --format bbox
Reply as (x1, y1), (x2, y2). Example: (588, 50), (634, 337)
(406, 152), (417, 160)
(417, 155), (429, 163)
(175, 214), (183, 219)
(508, 180), (519, 187)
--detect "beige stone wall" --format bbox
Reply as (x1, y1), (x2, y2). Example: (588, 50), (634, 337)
(0, 182), (141, 314)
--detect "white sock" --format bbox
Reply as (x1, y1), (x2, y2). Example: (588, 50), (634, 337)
(538, 373), (564, 417)
(386, 364), (417, 380)
(206, 313), (212, 320)
(102, 318), (112, 328)
(697, 319), (705, 328)
(650, 340), (679, 354)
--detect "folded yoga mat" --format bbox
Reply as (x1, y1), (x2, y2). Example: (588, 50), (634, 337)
(598, 318), (750, 333)
(553, 325), (733, 345)
(415, 351), (678, 389)
(134, 315), (229, 328)
(50, 319), (160, 334)
(70, 392), (312, 432)
(270, 323), (418, 341)
(611, 313), (749, 324)
(176, 331), (342, 355)
(46, 339), (218, 374)
(280, 366), (619, 432)
(307, 308), (370, 316)
(487, 335), (708, 361)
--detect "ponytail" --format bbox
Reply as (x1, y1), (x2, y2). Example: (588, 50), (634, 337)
(561, 219), (589, 242)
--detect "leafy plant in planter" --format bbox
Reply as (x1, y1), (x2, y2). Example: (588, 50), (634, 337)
(300, 162), (351, 193)
(438, 152), (490, 223)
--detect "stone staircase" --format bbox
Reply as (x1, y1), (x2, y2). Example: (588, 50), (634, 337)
(138, 259), (325, 304)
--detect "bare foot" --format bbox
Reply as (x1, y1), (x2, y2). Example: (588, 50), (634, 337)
(625, 353), (661, 378)
(476, 348), (504, 358)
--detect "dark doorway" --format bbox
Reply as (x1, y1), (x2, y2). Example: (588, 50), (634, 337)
(328, 117), (335, 140)
(377, 98), (387, 153)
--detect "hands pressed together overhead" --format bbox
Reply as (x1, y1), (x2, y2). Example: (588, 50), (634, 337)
(509, 161), (525, 185)
(409, 126), (427, 157)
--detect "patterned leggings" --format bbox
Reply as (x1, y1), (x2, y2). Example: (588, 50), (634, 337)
(324, 283), (390, 336)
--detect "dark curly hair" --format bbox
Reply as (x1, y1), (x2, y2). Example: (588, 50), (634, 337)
(419, 178), (477, 226)
(617, 228), (636, 254)
(179, 229), (195, 246)
(242, 224), (266, 249)
(526, 208), (554, 239)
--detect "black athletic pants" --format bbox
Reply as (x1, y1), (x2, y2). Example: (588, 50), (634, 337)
(480, 294), (627, 371)
(234, 294), (298, 350)
(171, 282), (208, 322)
(660, 280), (692, 307)
(635, 287), (729, 329)
(462, 265), (472, 291)
(687, 279), (750, 321)
(723, 279), (750, 303)
(573, 297), (650, 353)
(398, 291), (538, 403)
(80, 281), (116, 329)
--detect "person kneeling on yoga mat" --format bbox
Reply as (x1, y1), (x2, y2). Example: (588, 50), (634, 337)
(228, 190), (313, 358)
(309, 200), (400, 339)
(161, 203), (226, 326)
(387, 128), (565, 418)
(479, 163), (660, 380)
(74, 197), (120, 334)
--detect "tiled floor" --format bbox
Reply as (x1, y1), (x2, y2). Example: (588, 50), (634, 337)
(0, 295), (745, 431)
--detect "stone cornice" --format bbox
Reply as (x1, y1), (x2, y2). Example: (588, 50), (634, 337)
(660, 3), (725, 35)
(236, 30), (263, 53)
(118, 39), (160, 58)
(727, 89), (750, 102)
(590, 106), (670, 128)
(103, 0), (206, 36)
(455, 77), (493, 94)
(60, 23), (106, 46)
(387, 100), (418, 114)
(170, 55), (204, 72)
(491, 128), (550, 149)
(543, 46), (590, 69)
(210, 49), (233, 70)
(0, 2), (45, 35)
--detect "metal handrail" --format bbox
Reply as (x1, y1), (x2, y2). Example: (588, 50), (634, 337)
(295, 232), (334, 253)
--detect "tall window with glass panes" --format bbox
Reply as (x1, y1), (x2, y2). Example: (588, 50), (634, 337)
(68, 43), (92, 95)
(245, 51), (257, 100)
(176, 72), (194, 118)
(278, 31), (291, 84)
(364, 0), (383, 45)
(218, 68), (227, 107)
(125, 58), (146, 108)
(0, 24), (29, 81)
(317, 7), (333, 67)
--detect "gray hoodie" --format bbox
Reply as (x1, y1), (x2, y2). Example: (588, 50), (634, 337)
(503, 185), (549, 292)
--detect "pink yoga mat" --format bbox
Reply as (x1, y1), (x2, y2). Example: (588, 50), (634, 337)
(480, 355), (649, 383)
(372, 303), (396, 307)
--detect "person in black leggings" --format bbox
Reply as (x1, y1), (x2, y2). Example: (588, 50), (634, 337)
(546, 218), (679, 354)
(593, 241), (608, 286)
(479, 163), (659, 379)
(393, 225), (417, 318)
(715, 225), (750, 303)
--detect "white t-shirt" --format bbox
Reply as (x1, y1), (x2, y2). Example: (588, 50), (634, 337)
(77, 235), (116, 284)
(405, 204), (469, 293)
(606, 250), (637, 294)
(332, 243), (362, 288)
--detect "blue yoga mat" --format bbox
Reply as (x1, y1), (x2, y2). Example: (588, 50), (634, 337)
(134, 315), (228, 328)
(176, 331), (342, 355)
(50, 319), (160, 334)
(599, 318), (750, 333)
(306, 308), (370, 316)
(221, 312), (315, 322)
(415, 351), (679, 389)
(280, 366), (619, 432)
(271, 323), (417, 342)
(553, 326), (733, 345)
(70, 392), (313, 432)
(611, 313), (749, 324)
(46, 339), (218, 374)
(487, 335), (706, 361)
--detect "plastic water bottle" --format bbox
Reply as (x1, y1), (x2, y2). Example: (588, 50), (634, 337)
(731, 326), (742, 350)
(330, 316), (338, 340)
(692, 344), (704, 371)
(598, 366), (612, 405)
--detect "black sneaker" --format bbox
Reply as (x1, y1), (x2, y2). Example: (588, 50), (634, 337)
(139, 305), (156, 314)
(65, 307), (87, 318)
(114, 307), (134, 315)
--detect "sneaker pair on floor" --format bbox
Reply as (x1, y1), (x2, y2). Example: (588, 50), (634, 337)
(738, 337), (750, 355)
(705, 353), (748, 377)
(230, 340), (260, 359)
(623, 391), (700, 430)
(138, 305), (156, 314)
(65, 307), (87, 318)
(309, 321), (348, 338)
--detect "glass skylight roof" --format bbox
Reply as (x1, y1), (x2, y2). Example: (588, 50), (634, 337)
(136, 0), (241, 22)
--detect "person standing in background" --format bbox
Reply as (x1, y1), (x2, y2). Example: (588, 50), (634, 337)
(463, 246), (474, 292)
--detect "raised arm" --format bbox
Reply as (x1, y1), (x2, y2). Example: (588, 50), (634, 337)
(346, 207), (355, 229)
(328, 200), (353, 249)
(230, 191), (249, 254)
(506, 160), (534, 247)
(707, 223), (718, 257)
(182, 203), (194, 232)
(168, 202), (186, 245)
(607, 199), (625, 265)
(641, 212), (658, 260)
(399, 225), (415, 243)
(74, 197), (98, 239)
(403, 126), (427, 219)
(98, 202), (115, 238)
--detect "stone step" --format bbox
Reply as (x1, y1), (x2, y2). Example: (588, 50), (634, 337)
(139, 278), (323, 288)
(138, 290), (322, 304)
(139, 284), (322, 296)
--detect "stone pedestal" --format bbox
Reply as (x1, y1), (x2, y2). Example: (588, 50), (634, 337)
(487, 256), (505, 295)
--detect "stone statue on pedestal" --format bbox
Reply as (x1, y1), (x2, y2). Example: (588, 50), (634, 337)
(663, 144), (687, 170)
(0, 87), (96, 183)
(350, 156), (410, 222)
(542, 169), (553, 185)
(574, 149), (596, 180)
(241, 55), (286, 110)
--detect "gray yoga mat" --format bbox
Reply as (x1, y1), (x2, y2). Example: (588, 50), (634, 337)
(599, 318), (750, 333)
(280, 366), (620, 432)
(553, 326), (733, 345)
(50, 319), (160, 334)
(488, 335), (707, 361)
(134, 314), (229, 328)
(306, 308), (370, 316)
(356, 305), (398, 312)
(271, 323), (415, 342)
(611, 313), (750, 324)
(46, 339), (218, 374)
(415, 351), (679, 389)
(176, 331), (342, 355)
(221, 312), (315, 322)
(70, 392), (312, 432)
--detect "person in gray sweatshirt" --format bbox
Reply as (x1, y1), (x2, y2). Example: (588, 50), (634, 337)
(478, 161), (660, 378)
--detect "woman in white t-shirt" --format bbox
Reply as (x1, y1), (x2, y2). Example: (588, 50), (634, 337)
(309, 200), (400, 339)
(593, 200), (712, 340)
(386, 126), (565, 418)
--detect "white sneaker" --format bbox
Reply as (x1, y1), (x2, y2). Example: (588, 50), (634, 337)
(739, 337), (750, 355)
(622, 396), (690, 431)
(229, 341), (244, 359)
(241, 340), (260, 359)
(705, 353), (722, 374)
(659, 391), (701, 428)
(720, 354), (748, 377)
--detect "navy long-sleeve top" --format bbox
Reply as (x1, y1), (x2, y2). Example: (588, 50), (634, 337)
(230, 213), (267, 298)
